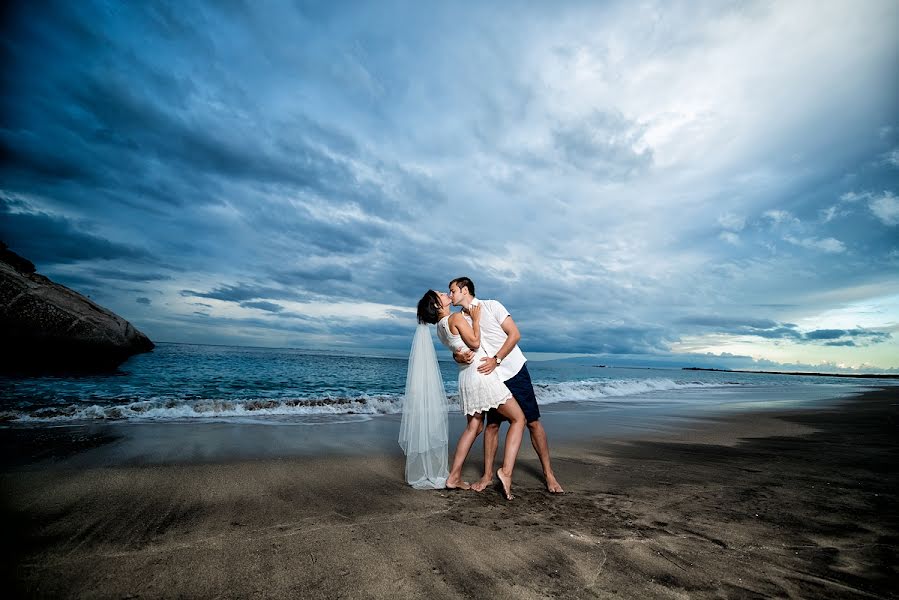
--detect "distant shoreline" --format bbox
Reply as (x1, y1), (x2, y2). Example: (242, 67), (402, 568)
(683, 366), (899, 379)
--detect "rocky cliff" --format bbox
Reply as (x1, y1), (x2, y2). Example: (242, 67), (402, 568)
(0, 243), (154, 373)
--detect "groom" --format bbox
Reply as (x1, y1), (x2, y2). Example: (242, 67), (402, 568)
(448, 277), (564, 494)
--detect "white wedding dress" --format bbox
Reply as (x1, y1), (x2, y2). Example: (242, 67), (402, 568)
(436, 316), (511, 415)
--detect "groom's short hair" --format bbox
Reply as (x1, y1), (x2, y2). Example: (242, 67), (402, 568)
(450, 277), (475, 297)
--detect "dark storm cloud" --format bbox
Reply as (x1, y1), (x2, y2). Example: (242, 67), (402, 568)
(88, 268), (173, 283)
(680, 316), (891, 347)
(0, 197), (149, 266)
(0, 67), (357, 212)
(0, 135), (99, 183)
(328, 318), (413, 338)
(510, 315), (676, 356)
(255, 233), (485, 307)
(681, 316), (790, 330)
(680, 315), (801, 339)
(173, 313), (324, 336)
(181, 284), (303, 303)
(181, 273), (347, 308)
(240, 301), (284, 313)
(0, 0), (410, 242)
(560, 324), (673, 355)
(136, 297), (151, 305)
(806, 329), (890, 343)
(275, 264), (354, 285)
(286, 216), (379, 255)
(804, 329), (848, 340)
(64, 74), (354, 194)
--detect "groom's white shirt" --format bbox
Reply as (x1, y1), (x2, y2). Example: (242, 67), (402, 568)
(467, 297), (526, 381)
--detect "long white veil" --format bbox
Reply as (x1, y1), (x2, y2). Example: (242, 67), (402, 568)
(398, 324), (448, 489)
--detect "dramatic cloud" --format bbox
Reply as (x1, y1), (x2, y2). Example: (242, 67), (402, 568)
(678, 316), (890, 346)
(240, 301), (284, 313)
(0, 195), (151, 265)
(2, 0), (897, 370)
(181, 284), (300, 304)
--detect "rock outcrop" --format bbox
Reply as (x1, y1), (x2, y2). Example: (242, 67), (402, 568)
(0, 243), (154, 373)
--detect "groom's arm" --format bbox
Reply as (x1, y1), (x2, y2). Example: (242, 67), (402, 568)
(477, 316), (521, 375)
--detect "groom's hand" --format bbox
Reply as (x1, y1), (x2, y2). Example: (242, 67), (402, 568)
(477, 356), (498, 375)
(453, 349), (475, 364)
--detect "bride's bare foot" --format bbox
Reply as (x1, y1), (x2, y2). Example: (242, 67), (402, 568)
(471, 475), (492, 493)
(496, 468), (513, 500)
(545, 474), (564, 494)
(446, 477), (470, 490)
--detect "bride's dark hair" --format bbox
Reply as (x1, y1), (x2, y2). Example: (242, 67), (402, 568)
(416, 290), (441, 324)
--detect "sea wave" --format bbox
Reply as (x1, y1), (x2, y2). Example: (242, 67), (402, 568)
(1, 378), (734, 423)
(534, 378), (727, 405)
(2, 394), (408, 423)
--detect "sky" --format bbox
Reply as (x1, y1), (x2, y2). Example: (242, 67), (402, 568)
(2, 0), (898, 372)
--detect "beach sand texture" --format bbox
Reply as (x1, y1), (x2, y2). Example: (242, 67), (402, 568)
(2, 388), (896, 599)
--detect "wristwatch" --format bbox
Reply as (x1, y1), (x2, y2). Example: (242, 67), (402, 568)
(493, 355), (502, 365)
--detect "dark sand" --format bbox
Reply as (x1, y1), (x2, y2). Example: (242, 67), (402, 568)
(2, 388), (896, 599)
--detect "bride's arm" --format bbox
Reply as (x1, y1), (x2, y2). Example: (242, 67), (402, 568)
(449, 310), (480, 351)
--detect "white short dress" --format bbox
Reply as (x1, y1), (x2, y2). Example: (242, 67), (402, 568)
(436, 316), (512, 416)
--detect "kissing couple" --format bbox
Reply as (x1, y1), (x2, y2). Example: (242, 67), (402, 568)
(399, 276), (563, 500)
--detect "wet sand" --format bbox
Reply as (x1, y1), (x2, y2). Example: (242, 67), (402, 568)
(2, 388), (897, 598)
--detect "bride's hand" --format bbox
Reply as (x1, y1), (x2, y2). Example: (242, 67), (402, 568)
(468, 304), (481, 321)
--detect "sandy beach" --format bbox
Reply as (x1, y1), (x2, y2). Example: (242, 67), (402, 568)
(2, 388), (897, 599)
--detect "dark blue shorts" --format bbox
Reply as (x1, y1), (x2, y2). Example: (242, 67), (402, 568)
(487, 364), (540, 424)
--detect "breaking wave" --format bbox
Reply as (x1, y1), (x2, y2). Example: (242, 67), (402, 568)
(534, 378), (725, 405)
(1, 378), (732, 424)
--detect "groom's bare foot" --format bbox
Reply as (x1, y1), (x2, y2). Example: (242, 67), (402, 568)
(446, 477), (470, 490)
(545, 473), (564, 494)
(497, 468), (513, 501)
(471, 475), (492, 492)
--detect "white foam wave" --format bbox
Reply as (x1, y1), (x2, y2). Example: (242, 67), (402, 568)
(7, 394), (409, 423)
(3, 378), (732, 423)
(534, 378), (725, 405)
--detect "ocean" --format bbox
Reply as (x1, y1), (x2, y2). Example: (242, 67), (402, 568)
(1, 342), (892, 430)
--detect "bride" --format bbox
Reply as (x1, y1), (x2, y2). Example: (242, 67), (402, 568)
(400, 289), (525, 500)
